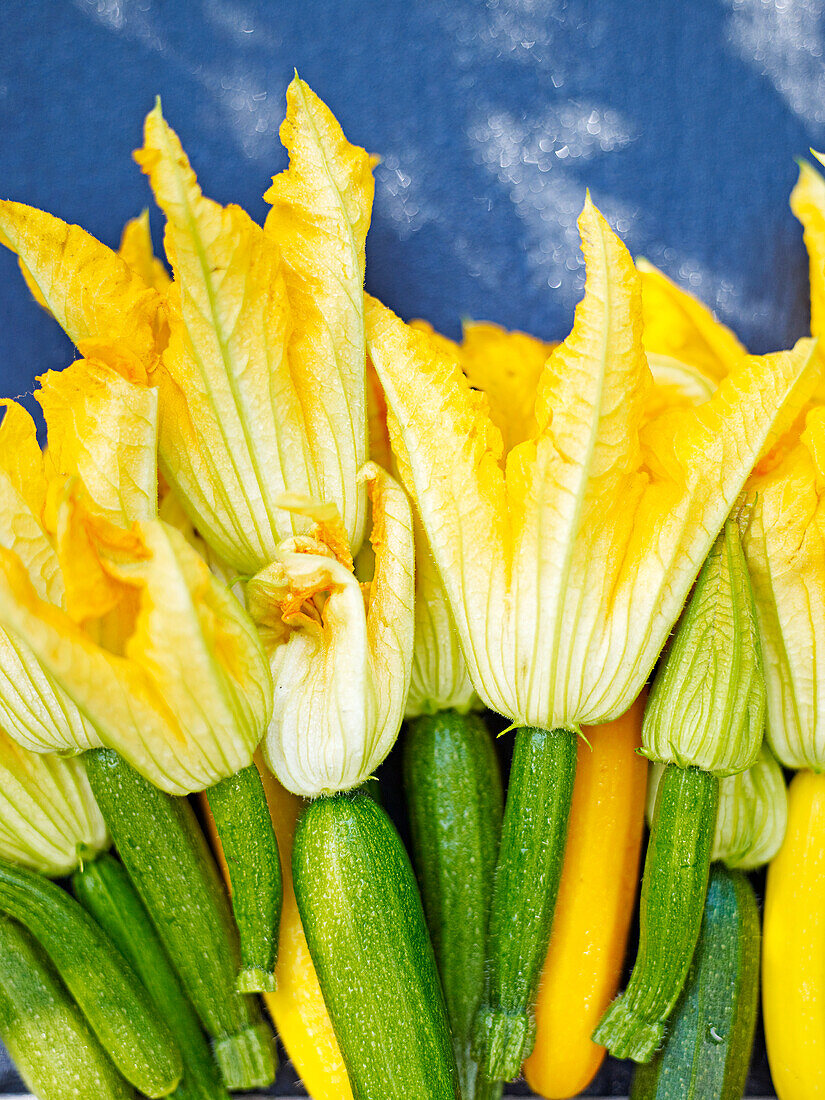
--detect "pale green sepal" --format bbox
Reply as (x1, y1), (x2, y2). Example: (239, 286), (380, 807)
(642, 519), (765, 776)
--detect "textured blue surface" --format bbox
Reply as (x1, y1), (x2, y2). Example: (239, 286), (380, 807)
(0, 0), (822, 408)
(0, 0), (817, 1094)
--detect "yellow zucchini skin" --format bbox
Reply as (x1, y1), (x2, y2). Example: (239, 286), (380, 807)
(630, 866), (759, 1100)
(525, 699), (647, 1098)
(764, 769), (825, 1099)
(293, 791), (460, 1100)
(0, 917), (135, 1100)
(404, 710), (503, 1100)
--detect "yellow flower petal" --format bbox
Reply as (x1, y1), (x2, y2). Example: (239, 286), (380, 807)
(0, 201), (164, 370)
(118, 210), (171, 292)
(37, 359), (158, 529)
(792, 157), (825, 341)
(264, 75), (374, 555)
(461, 322), (555, 454)
(368, 197), (819, 730)
(0, 731), (108, 876)
(256, 463), (413, 797)
(637, 258), (745, 382)
(406, 513), (478, 717)
(136, 100), (333, 574)
(743, 406), (825, 769)
(0, 517), (271, 795)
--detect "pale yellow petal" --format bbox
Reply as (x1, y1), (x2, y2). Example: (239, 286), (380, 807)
(118, 210), (171, 292)
(264, 75), (373, 555)
(637, 258), (745, 381)
(37, 360), (158, 528)
(0, 732), (108, 875)
(135, 101), (319, 574)
(360, 462), (415, 765)
(0, 201), (164, 370)
(406, 511), (477, 717)
(0, 402), (47, 521)
(0, 626), (101, 754)
(365, 295), (510, 716)
(258, 547), (372, 797)
(792, 157), (825, 341)
(743, 406), (825, 769)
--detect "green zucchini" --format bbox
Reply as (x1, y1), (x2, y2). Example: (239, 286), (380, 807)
(205, 764), (282, 993)
(594, 763), (719, 1062)
(84, 748), (275, 1092)
(0, 916), (134, 1100)
(293, 790), (461, 1100)
(72, 853), (228, 1100)
(405, 710), (504, 1100)
(0, 857), (180, 1097)
(473, 724), (578, 1082)
(630, 865), (759, 1099)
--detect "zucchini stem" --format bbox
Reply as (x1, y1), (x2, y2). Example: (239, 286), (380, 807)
(405, 711), (504, 1100)
(72, 853), (228, 1100)
(205, 764), (282, 993)
(594, 763), (719, 1062)
(473, 725), (578, 1082)
(84, 749), (276, 1092)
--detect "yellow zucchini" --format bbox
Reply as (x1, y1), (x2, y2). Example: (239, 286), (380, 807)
(763, 768), (825, 1098)
(525, 697), (647, 1098)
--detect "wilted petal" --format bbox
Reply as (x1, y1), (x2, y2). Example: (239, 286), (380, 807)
(0, 515), (271, 795)
(264, 75), (374, 556)
(0, 731), (108, 876)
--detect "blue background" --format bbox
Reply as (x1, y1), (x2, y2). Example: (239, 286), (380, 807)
(0, 0), (818, 1093)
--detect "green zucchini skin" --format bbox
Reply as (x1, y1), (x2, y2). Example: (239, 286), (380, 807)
(0, 916), (134, 1100)
(72, 853), (228, 1100)
(405, 710), (504, 1100)
(0, 857), (181, 1097)
(205, 764), (282, 993)
(630, 866), (759, 1100)
(293, 791), (461, 1100)
(594, 763), (720, 1063)
(473, 725), (578, 1082)
(84, 748), (275, 1092)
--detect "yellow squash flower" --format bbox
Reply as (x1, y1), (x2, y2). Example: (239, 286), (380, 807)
(368, 350), (475, 719)
(0, 728), (108, 876)
(247, 463), (414, 798)
(0, 360), (272, 795)
(366, 197), (817, 732)
(131, 76), (374, 575)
